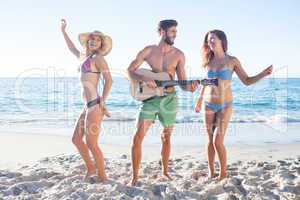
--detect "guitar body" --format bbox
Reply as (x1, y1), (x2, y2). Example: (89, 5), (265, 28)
(130, 69), (172, 101)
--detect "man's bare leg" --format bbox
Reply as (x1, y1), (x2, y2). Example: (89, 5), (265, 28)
(131, 120), (153, 186)
(161, 126), (173, 180)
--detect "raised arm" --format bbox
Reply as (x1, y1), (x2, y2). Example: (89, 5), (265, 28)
(233, 57), (273, 86)
(95, 55), (113, 102)
(61, 19), (80, 58)
(176, 52), (197, 92)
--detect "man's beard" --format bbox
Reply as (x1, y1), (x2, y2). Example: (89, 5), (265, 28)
(164, 36), (174, 45)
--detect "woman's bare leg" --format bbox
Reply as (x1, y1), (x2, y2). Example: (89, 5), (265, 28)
(85, 105), (107, 182)
(71, 109), (96, 179)
(214, 106), (232, 180)
(204, 106), (217, 178)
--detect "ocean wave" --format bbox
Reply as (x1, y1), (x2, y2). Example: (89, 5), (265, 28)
(265, 114), (300, 123)
(1, 114), (299, 126)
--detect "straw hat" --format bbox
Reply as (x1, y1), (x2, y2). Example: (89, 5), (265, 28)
(78, 30), (112, 56)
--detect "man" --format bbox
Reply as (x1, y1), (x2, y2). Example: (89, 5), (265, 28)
(127, 19), (198, 186)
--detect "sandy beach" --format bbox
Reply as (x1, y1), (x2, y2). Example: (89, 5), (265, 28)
(1, 0), (300, 198)
(0, 122), (299, 199)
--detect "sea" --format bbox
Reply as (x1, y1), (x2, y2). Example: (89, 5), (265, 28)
(0, 76), (299, 145)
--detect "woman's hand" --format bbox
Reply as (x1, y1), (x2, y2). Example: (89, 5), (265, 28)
(262, 65), (273, 77)
(60, 18), (80, 58)
(61, 19), (67, 32)
(99, 97), (111, 118)
(195, 97), (203, 113)
(102, 106), (111, 118)
(195, 86), (206, 113)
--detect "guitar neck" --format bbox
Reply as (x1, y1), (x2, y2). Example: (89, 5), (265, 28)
(157, 79), (217, 87)
(155, 80), (191, 87)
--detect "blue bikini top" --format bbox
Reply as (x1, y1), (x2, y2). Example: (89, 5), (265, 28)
(207, 66), (233, 80)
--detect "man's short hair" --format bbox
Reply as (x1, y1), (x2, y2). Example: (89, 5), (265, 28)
(158, 19), (178, 32)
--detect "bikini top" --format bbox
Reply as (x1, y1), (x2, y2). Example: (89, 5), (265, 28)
(80, 54), (101, 74)
(207, 66), (233, 80)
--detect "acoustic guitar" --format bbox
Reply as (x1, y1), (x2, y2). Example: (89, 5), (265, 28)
(130, 69), (218, 101)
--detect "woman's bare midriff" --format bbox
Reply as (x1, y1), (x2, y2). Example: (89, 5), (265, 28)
(80, 73), (101, 103)
(204, 80), (233, 104)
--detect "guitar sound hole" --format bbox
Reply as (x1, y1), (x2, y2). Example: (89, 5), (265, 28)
(139, 82), (143, 93)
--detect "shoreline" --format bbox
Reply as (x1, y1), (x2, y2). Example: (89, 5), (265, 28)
(0, 130), (299, 170)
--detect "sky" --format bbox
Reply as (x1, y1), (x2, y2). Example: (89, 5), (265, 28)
(0, 0), (299, 78)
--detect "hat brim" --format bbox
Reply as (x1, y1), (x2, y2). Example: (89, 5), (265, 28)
(78, 31), (112, 56)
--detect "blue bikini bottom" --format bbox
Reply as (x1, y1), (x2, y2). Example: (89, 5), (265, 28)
(204, 101), (232, 112)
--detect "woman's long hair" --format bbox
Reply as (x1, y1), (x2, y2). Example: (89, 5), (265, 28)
(201, 30), (228, 67)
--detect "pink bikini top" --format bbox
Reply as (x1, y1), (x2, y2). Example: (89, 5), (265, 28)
(80, 55), (101, 74)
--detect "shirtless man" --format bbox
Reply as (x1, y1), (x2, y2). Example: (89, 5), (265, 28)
(128, 19), (198, 186)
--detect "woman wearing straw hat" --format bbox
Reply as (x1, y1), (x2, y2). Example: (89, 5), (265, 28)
(61, 19), (113, 182)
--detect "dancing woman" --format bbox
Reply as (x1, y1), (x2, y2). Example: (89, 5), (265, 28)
(61, 19), (113, 182)
(195, 30), (272, 180)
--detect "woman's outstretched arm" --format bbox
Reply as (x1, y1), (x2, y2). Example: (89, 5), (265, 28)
(233, 57), (273, 86)
(61, 19), (80, 58)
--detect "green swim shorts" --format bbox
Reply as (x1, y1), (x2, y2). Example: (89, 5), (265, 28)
(137, 92), (178, 127)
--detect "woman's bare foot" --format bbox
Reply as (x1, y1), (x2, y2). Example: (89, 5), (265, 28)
(208, 171), (218, 179)
(96, 176), (108, 183)
(83, 168), (96, 182)
(96, 173), (108, 183)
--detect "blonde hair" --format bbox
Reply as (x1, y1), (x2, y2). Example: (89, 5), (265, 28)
(84, 35), (103, 56)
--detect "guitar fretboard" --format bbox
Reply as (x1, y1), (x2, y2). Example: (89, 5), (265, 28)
(156, 79), (217, 87)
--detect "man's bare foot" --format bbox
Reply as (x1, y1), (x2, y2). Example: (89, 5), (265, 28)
(130, 177), (138, 186)
(162, 172), (173, 181)
(218, 173), (227, 181)
(203, 171), (219, 181)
